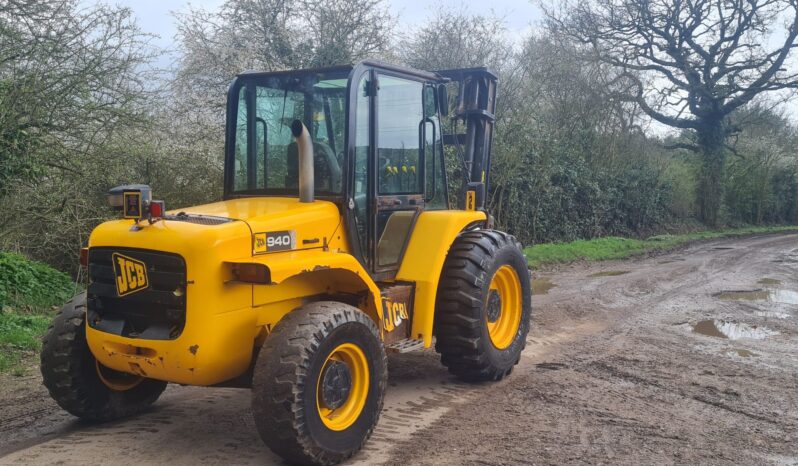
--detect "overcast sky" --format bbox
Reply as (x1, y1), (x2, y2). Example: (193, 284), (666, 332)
(78, 1), (797, 130)
(82, 0), (542, 54)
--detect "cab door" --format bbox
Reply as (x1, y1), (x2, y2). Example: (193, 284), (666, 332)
(371, 73), (427, 279)
(347, 69), (430, 280)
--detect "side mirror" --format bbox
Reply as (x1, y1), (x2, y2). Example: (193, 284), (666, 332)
(437, 84), (449, 117)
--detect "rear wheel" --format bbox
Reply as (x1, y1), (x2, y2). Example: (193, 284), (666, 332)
(435, 230), (532, 382)
(252, 301), (387, 465)
(40, 293), (167, 421)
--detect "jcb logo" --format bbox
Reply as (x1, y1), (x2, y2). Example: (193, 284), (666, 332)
(255, 235), (266, 251)
(112, 253), (148, 297)
(382, 299), (409, 333)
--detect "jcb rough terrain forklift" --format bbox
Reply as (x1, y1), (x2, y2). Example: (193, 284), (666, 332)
(40, 60), (531, 465)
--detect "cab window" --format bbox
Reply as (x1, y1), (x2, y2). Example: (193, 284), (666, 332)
(231, 72), (348, 195)
(377, 76), (424, 195)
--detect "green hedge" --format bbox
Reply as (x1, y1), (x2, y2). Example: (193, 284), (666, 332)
(0, 252), (75, 311)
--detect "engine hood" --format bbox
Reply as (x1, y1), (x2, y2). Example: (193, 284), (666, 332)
(175, 197), (340, 235)
(88, 197), (344, 259)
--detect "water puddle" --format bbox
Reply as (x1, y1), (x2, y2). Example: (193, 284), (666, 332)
(693, 319), (777, 340)
(758, 278), (782, 285)
(714, 289), (798, 304)
(715, 290), (770, 301)
(589, 270), (630, 277)
(770, 289), (798, 304)
(532, 277), (557, 295)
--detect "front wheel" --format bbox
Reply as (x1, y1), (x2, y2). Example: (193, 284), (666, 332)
(40, 293), (167, 421)
(252, 301), (387, 465)
(435, 230), (532, 382)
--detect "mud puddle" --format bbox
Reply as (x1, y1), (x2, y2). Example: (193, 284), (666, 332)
(715, 289), (798, 304)
(532, 277), (557, 295)
(758, 278), (783, 285)
(589, 270), (630, 277)
(693, 319), (777, 340)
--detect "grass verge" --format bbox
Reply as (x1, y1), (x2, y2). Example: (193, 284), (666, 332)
(524, 225), (798, 268)
(0, 252), (75, 375)
(0, 312), (51, 375)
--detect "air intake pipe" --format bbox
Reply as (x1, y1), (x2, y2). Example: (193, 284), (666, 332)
(291, 119), (314, 203)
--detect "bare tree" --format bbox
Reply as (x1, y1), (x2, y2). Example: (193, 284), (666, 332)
(174, 0), (394, 108)
(546, 0), (798, 225)
(0, 0), (154, 194)
(0, 0), (157, 271)
(298, 0), (395, 67)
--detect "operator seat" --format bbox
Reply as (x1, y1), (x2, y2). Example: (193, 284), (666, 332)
(286, 140), (342, 192)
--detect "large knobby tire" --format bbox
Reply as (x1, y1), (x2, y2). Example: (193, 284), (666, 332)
(435, 230), (532, 382)
(40, 293), (167, 421)
(252, 301), (387, 466)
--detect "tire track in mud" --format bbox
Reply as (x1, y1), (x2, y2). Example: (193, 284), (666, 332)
(0, 328), (584, 465)
(354, 322), (603, 466)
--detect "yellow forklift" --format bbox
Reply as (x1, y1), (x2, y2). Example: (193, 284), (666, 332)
(40, 60), (531, 465)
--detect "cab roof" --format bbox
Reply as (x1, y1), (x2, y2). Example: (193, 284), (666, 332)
(236, 60), (446, 83)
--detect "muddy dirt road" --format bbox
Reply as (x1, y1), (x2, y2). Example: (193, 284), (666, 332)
(1, 233), (797, 465)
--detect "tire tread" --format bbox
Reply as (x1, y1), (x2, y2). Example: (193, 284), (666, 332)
(252, 302), (387, 466)
(434, 230), (531, 382)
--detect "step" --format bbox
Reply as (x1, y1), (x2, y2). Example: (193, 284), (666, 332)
(386, 338), (425, 354)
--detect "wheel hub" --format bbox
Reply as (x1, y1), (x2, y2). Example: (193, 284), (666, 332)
(486, 289), (502, 323)
(320, 360), (352, 410)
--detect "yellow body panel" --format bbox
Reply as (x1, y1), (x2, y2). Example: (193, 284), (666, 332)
(87, 213), (254, 385)
(86, 197), (354, 386)
(241, 249), (384, 327)
(85, 196), (483, 385)
(396, 210), (487, 347)
(178, 197), (349, 254)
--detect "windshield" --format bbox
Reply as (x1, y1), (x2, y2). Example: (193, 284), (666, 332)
(230, 70), (349, 195)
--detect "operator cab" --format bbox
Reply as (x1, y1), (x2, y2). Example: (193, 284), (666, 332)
(224, 60), (497, 281)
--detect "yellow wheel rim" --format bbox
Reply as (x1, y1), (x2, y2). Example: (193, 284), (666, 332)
(96, 361), (143, 391)
(316, 343), (370, 431)
(486, 265), (523, 350)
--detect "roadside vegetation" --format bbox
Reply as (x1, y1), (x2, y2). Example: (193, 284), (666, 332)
(0, 253), (75, 375)
(1, 0), (798, 345)
(525, 226), (798, 268)
(2, 1), (798, 277)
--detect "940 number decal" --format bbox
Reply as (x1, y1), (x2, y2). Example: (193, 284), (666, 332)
(254, 230), (296, 253)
